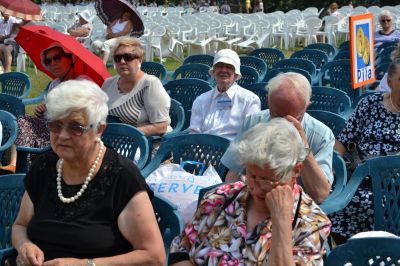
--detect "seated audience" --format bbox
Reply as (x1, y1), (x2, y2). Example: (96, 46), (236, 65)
(0, 12), (16, 72)
(374, 10), (400, 48)
(102, 37), (171, 137)
(221, 72), (334, 204)
(331, 59), (400, 243)
(169, 119), (331, 265)
(378, 42), (400, 92)
(67, 10), (93, 43)
(12, 79), (165, 265)
(0, 12), (16, 44)
(92, 10), (133, 64)
(189, 49), (261, 140)
(220, 0), (231, 14)
(329, 2), (340, 16)
(253, 0), (264, 13)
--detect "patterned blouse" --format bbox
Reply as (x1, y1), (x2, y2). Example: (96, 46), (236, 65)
(169, 182), (331, 265)
(338, 93), (400, 155)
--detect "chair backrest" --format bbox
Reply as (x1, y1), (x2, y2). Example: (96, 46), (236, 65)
(272, 58), (316, 77)
(101, 123), (150, 170)
(0, 174), (25, 250)
(291, 49), (329, 70)
(305, 43), (336, 60)
(338, 40), (350, 51)
(171, 63), (212, 82)
(325, 237), (400, 266)
(164, 78), (213, 129)
(318, 59), (361, 100)
(263, 67), (312, 84)
(306, 110), (346, 137)
(183, 54), (214, 67)
(0, 94), (25, 117)
(169, 99), (185, 135)
(249, 48), (285, 69)
(309, 86), (352, 115)
(141, 61), (168, 84)
(152, 194), (184, 258)
(0, 72), (32, 99)
(374, 62), (390, 81)
(0, 111), (17, 162)
(243, 82), (268, 110)
(375, 40), (398, 55)
(239, 56), (268, 82)
(333, 49), (350, 60)
(141, 133), (230, 179)
(236, 65), (259, 86)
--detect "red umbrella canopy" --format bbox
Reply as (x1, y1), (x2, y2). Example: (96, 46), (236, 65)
(0, 0), (43, 21)
(95, 0), (144, 37)
(16, 25), (110, 87)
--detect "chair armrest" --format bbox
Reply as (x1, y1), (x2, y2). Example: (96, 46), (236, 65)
(0, 247), (17, 266)
(16, 145), (51, 173)
(22, 90), (46, 105)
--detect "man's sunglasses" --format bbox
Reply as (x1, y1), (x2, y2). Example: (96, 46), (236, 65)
(47, 121), (93, 136)
(44, 54), (63, 66)
(381, 19), (391, 22)
(113, 53), (140, 63)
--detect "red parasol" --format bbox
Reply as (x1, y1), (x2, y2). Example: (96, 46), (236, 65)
(95, 0), (144, 38)
(0, 0), (43, 21)
(15, 25), (110, 86)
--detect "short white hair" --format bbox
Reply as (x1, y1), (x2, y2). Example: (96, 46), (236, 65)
(45, 79), (109, 129)
(379, 10), (392, 21)
(231, 118), (308, 182)
(267, 72), (311, 105)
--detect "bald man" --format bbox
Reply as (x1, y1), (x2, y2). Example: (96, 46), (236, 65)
(221, 72), (334, 204)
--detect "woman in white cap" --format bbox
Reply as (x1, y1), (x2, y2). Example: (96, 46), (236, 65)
(67, 10), (93, 43)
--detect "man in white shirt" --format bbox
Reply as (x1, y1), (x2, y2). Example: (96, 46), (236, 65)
(189, 49), (261, 140)
(0, 13), (16, 44)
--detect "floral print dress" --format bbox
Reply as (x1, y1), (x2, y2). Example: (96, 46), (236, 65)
(331, 93), (400, 238)
(169, 182), (331, 265)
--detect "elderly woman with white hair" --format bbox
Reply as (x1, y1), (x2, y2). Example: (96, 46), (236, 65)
(374, 10), (400, 48)
(12, 80), (165, 266)
(169, 118), (331, 266)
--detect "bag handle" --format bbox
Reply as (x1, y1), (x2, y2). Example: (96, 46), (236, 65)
(179, 161), (207, 176)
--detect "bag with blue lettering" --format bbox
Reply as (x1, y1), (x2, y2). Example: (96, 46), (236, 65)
(146, 161), (222, 222)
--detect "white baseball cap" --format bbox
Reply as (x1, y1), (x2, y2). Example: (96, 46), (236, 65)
(78, 10), (92, 23)
(209, 49), (241, 79)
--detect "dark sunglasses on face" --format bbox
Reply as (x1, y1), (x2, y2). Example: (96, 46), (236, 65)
(44, 54), (64, 66)
(381, 19), (391, 22)
(47, 121), (93, 136)
(113, 53), (140, 63)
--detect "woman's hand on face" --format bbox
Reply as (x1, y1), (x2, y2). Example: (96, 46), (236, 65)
(265, 184), (294, 220)
(17, 242), (44, 266)
(34, 104), (47, 118)
(42, 258), (86, 266)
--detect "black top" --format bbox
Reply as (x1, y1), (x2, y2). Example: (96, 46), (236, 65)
(25, 147), (152, 261)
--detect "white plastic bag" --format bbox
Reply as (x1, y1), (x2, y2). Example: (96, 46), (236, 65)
(146, 162), (222, 222)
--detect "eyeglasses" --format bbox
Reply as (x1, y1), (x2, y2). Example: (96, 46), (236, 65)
(246, 175), (282, 190)
(47, 121), (93, 136)
(381, 19), (391, 22)
(44, 54), (63, 66)
(113, 53), (140, 63)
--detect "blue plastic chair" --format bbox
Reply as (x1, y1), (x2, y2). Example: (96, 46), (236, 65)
(0, 72), (31, 100)
(0, 94), (25, 117)
(168, 99), (185, 136)
(325, 237), (400, 266)
(305, 43), (337, 61)
(263, 67), (312, 84)
(243, 82), (268, 110)
(141, 133), (230, 179)
(171, 63), (212, 83)
(152, 194), (184, 262)
(316, 59), (362, 100)
(333, 49), (350, 60)
(183, 54), (214, 67)
(0, 111), (18, 162)
(141, 61), (168, 84)
(309, 86), (352, 116)
(22, 82), (50, 105)
(374, 62), (390, 80)
(338, 40), (350, 50)
(306, 110), (346, 137)
(237, 65), (259, 87)
(164, 78), (213, 129)
(321, 155), (400, 233)
(239, 56), (268, 82)
(375, 41), (398, 55)
(249, 48), (285, 69)
(0, 173), (25, 266)
(272, 58), (317, 84)
(101, 123), (151, 170)
(291, 49), (329, 70)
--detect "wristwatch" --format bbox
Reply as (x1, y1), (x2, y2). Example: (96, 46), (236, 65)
(87, 259), (96, 266)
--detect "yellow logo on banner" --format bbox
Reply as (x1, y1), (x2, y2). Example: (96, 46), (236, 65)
(356, 27), (370, 65)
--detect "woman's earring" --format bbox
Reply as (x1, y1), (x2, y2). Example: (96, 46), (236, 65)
(138, 63), (141, 69)
(96, 137), (101, 143)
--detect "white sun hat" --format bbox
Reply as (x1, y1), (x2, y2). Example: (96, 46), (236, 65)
(209, 49), (241, 79)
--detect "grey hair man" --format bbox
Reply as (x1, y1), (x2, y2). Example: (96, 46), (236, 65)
(222, 72), (334, 203)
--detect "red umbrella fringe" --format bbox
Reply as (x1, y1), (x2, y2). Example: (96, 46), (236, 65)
(0, 6), (44, 21)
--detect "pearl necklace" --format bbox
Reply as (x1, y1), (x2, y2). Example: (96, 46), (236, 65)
(390, 93), (400, 112)
(56, 141), (105, 204)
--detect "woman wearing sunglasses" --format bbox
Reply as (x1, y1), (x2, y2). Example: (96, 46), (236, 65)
(374, 10), (400, 48)
(102, 37), (171, 137)
(0, 44), (92, 173)
(12, 79), (165, 266)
